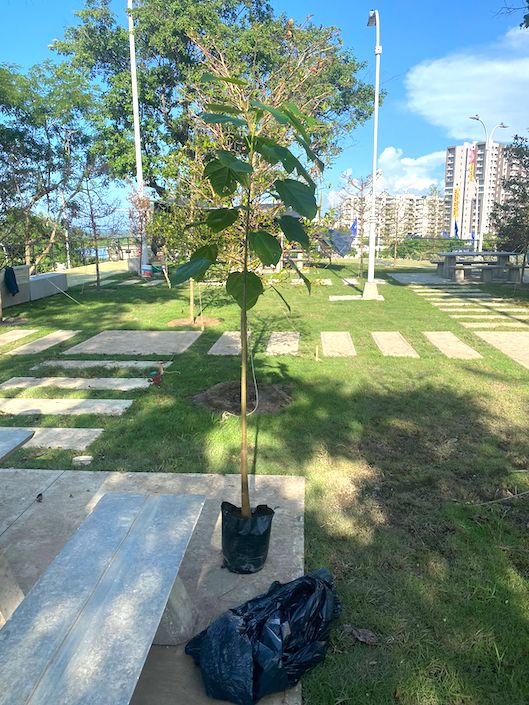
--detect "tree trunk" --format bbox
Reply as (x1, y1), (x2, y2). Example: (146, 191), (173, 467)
(31, 224), (59, 275)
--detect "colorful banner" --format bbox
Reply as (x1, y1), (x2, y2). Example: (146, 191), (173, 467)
(468, 145), (476, 182)
(452, 186), (460, 217)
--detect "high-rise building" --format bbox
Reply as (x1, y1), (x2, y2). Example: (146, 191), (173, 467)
(444, 141), (516, 242)
(338, 191), (444, 243)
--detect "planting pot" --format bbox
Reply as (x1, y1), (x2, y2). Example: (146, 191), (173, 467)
(221, 501), (275, 574)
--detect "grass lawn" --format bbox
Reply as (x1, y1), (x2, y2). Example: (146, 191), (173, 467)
(1, 262), (529, 705)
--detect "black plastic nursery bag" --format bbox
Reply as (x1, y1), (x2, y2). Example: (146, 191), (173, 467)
(185, 568), (341, 705)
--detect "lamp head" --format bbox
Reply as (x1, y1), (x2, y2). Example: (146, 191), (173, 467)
(367, 10), (377, 26)
(468, 115), (480, 121)
(499, 122), (509, 129)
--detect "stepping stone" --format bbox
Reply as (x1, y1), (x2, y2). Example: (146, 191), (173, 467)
(0, 398), (132, 416)
(438, 307), (487, 312)
(32, 359), (173, 371)
(265, 332), (299, 356)
(20, 427), (104, 450)
(208, 332), (241, 355)
(320, 332), (356, 357)
(329, 295), (362, 301)
(474, 332), (529, 371)
(117, 279), (141, 286)
(0, 376), (149, 392)
(63, 330), (201, 356)
(143, 280), (164, 286)
(423, 332), (482, 360)
(371, 332), (419, 358)
(343, 278), (358, 286)
(424, 294), (492, 300)
(460, 321), (529, 329)
(290, 278), (304, 286)
(0, 428), (34, 461)
(8, 331), (79, 356)
(449, 314), (520, 319)
(0, 329), (38, 347)
(431, 301), (488, 307)
(315, 279), (332, 286)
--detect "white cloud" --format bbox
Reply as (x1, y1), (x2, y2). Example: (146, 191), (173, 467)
(406, 27), (529, 140)
(377, 146), (446, 194)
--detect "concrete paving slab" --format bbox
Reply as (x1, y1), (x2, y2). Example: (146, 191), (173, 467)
(290, 278), (304, 286)
(437, 307), (489, 312)
(321, 332), (356, 357)
(207, 332), (241, 356)
(8, 331), (79, 356)
(265, 332), (299, 356)
(0, 470), (304, 705)
(371, 332), (419, 357)
(0, 429), (34, 461)
(0, 376), (149, 392)
(89, 279), (119, 287)
(315, 279), (332, 286)
(17, 427), (104, 450)
(424, 294), (492, 300)
(143, 280), (164, 287)
(431, 301), (492, 307)
(423, 332), (482, 360)
(32, 359), (173, 371)
(474, 331), (529, 371)
(0, 398), (132, 416)
(389, 272), (451, 285)
(63, 330), (201, 356)
(0, 330), (38, 347)
(460, 321), (529, 328)
(450, 313), (529, 319)
(117, 279), (142, 286)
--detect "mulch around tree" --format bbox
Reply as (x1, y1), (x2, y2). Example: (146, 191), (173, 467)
(192, 380), (291, 415)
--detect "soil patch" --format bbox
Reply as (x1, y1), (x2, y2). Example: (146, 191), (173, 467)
(192, 380), (291, 415)
(167, 317), (223, 327)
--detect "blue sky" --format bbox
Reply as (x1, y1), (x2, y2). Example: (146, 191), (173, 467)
(1, 0), (528, 205)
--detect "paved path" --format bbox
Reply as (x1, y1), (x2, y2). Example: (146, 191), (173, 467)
(207, 332), (241, 355)
(0, 398), (132, 416)
(371, 332), (419, 357)
(423, 332), (482, 360)
(0, 376), (149, 392)
(8, 331), (79, 356)
(0, 330), (38, 347)
(64, 331), (201, 356)
(320, 332), (356, 357)
(265, 332), (299, 356)
(474, 332), (529, 370)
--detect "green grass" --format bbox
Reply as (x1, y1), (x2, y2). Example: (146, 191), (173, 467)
(2, 264), (529, 704)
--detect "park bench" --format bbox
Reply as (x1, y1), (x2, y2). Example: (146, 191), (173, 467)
(0, 492), (205, 705)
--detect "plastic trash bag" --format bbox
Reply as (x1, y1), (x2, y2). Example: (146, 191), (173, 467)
(185, 568), (341, 705)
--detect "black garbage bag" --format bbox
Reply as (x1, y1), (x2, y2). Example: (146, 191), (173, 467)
(185, 568), (341, 705)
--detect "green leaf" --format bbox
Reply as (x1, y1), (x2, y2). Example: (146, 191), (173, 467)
(274, 179), (318, 220)
(201, 113), (246, 128)
(250, 100), (289, 125)
(297, 137), (324, 173)
(204, 158), (240, 196)
(172, 258), (213, 286)
(200, 72), (247, 86)
(281, 104), (309, 142)
(226, 271), (264, 310)
(269, 283), (291, 314)
(278, 215), (310, 248)
(253, 138), (314, 188)
(217, 150), (253, 173)
(191, 244), (218, 262)
(205, 103), (241, 115)
(286, 257), (311, 294)
(248, 230), (282, 266)
(205, 208), (239, 233)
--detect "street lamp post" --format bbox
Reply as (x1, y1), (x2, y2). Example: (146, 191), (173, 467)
(127, 0), (149, 275)
(468, 115), (508, 251)
(362, 9), (383, 301)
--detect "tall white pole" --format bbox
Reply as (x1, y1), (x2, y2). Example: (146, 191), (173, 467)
(363, 9), (382, 300)
(127, 0), (149, 273)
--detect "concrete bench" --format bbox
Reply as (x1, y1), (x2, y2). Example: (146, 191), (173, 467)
(0, 492), (205, 705)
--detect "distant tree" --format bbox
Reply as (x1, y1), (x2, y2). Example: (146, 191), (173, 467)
(491, 135), (529, 277)
(338, 174), (374, 277)
(499, 2), (529, 27)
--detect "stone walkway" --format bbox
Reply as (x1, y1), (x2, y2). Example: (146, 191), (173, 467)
(0, 398), (132, 416)
(371, 332), (419, 358)
(423, 332), (482, 360)
(64, 331), (201, 356)
(8, 331), (79, 356)
(320, 332), (356, 357)
(0, 376), (149, 392)
(474, 332), (529, 370)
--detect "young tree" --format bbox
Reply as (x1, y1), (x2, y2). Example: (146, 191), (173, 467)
(492, 135), (529, 277)
(338, 174), (373, 277)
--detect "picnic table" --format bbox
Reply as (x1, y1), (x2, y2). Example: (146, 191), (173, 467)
(433, 251), (522, 283)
